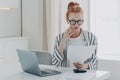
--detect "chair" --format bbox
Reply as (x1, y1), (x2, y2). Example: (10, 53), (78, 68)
(32, 51), (52, 65)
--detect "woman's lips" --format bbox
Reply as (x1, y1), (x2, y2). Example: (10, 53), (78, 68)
(75, 27), (78, 29)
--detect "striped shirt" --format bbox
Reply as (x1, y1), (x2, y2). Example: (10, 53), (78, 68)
(52, 29), (98, 70)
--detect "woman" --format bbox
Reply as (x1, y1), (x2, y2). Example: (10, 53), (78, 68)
(52, 2), (98, 70)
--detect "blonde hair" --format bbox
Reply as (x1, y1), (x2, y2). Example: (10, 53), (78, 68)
(66, 2), (83, 20)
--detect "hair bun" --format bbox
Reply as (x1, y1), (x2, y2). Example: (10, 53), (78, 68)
(66, 2), (83, 20)
(68, 2), (79, 10)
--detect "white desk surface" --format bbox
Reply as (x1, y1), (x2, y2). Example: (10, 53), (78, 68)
(0, 62), (110, 80)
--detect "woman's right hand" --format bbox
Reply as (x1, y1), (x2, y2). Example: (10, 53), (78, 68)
(58, 27), (74, 55)
(62, 27), (74, 42)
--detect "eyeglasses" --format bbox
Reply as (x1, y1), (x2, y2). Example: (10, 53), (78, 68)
(69, 19), (84, 25)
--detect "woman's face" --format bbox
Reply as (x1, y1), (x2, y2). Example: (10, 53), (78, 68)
(68, 13), (84, 33)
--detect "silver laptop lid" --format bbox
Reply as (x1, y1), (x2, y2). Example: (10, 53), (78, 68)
(17, 49), (42, 76)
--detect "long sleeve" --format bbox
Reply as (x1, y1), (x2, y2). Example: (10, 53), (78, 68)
(84, 32), (98, 70)
(52, 34), (64, 67)
(52, 30), (98, 69)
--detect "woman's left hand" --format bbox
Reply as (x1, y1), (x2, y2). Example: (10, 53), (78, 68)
(73, 62), (89, 69)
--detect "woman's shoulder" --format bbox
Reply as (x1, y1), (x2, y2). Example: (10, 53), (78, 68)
(82, 29), (96, 38)
(82, 29), (97, 45)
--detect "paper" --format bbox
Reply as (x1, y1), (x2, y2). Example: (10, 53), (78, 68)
(67, 45), (96, 67)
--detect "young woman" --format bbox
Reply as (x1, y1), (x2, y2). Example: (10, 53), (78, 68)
(52, 2), (98, 70)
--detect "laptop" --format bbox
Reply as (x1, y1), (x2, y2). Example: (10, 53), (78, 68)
(17, 49), (61, 77)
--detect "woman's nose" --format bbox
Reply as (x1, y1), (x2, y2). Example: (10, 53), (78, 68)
(75, 23), (79, 26)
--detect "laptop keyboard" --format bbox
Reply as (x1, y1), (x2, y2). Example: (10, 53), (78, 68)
(41, 70), (50, 74)
(41, 68), (61, 75)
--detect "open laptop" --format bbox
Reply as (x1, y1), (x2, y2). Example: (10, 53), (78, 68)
(17, 49), (61, 77)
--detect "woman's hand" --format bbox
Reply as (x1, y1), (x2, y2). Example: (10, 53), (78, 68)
(73, 62), (89, 69)
(62, 27), (74, 42)
(58, 27), (74, 56)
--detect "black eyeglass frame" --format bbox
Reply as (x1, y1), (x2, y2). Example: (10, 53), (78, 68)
(68, 19), (84, 25)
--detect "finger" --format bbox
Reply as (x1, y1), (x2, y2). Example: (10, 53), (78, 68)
(75, 63), (82, 69)
(76, 62), (82, 65)
(67, 27), (73, 34)
(76, 62), (79, 64)
(75, 62), (83, 68)
(64, 30), (71, 37)
(73, 63), (77, 66)
(78, 63), (83, 67)
(64, 27), (70, 35)
(73, 63), (78, 67)
(78, 66), (82, 69)
(64, 31), (70, 37)
(73, 64), (79, 69)
(69, 32), (74, 37)
(66, 29), (72, 35)
(78, 64), (83, 69)
(65, 31), (72, 38)
(66, 27), (71, 32)
(76, 65), (82, 69)
(73, 62), (80, 65)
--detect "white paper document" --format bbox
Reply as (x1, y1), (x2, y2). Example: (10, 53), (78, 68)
(67, 45), (96, 67)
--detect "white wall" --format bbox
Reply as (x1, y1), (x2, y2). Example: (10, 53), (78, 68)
(98, 59), (120, 80)
(0, 37), (28, 62)
(0, 0), (21, 37)
(0, 0), (29, 63)
(22, 0), (43, 50)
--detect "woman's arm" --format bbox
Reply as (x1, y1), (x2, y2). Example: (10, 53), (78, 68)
(85, 51), (98, 70)
(84, 34), (98, 70)
(52, 34), (64, 67)
(52, 27), (74, 67)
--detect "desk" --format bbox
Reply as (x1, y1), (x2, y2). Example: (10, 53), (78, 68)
(0, 62), (110, 80)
